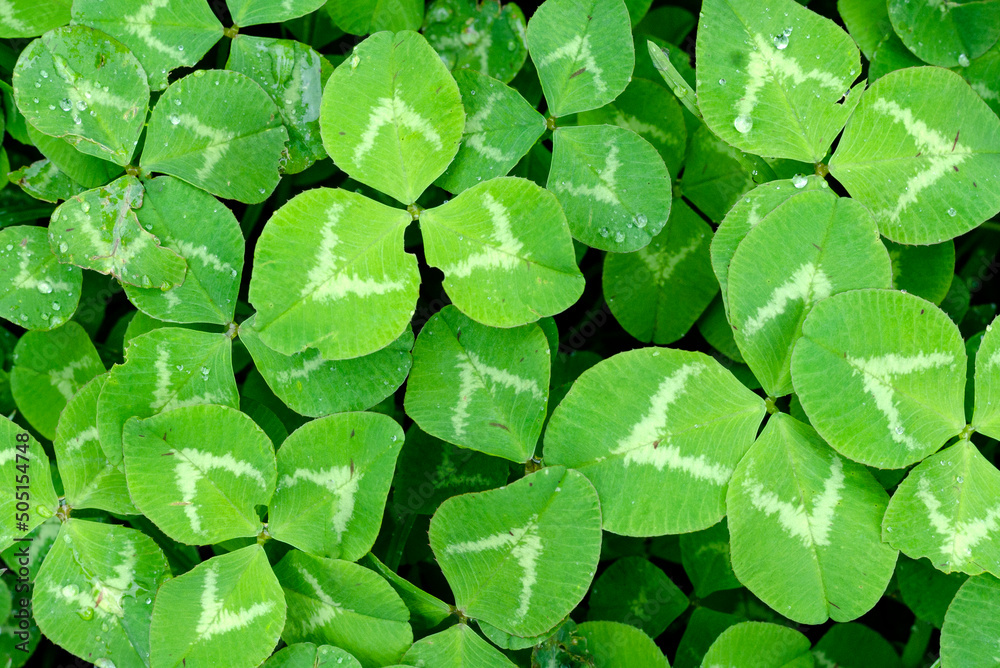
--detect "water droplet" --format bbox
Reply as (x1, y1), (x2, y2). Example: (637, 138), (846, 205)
(59, 98), (72, 111)
(947, 207), (957, 217)
(773, 33), (789, 49)
(958, 53), (970, 67)
(634, 213), (648, 228)
(783, 27), (793, 37)
(718, 78), (726, 85)
(78, 607), (95, 621)
(174, 99), (182, 106)
(177, 45), (185, 51)
(59, 242), (69, 253)
(75, 100), (87, 111)
(62, 584), (79, 598)
(956, 475), (964, 483)
(792, 174), (808, 188)
(40, 70), (48, 78)
(52, 302), (61, 311)
(169, 115), (180, 125)
(734, 115), (753, 133)
(37, 281), (53, 294)
(350, 54), (360, 68)
(81, 201), (91, 213)
(614, 231), (625, 243)
(598, 227), (610, 238)
(894, 426), (904, 435)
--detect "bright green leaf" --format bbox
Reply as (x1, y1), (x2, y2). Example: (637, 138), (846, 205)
(526, 0), (634, 117)
(71, 0), (224, 91)
(9, 158), (84, 203)
(576, 621), (668, 668)
(0, 224), (82, 331)
(13, 25), (149, 165)
(123, 404), (276, 545)
(248, 187), (419, 360)
(0, 415), (58, 549)
(25, 123), (123, 188)
(711, 175), (829, 316)
(400, 623), (517, 668)
(226, 0), (326, 27)
(791, 289), (967, 469)
(548, 124), (671, 252)
(829, 67), (1000, 245)
(545, 348), (765, 536)
(239, 314), (412, 418)
(701, 622), (813, 668)
(421, 177), (584, 328)
(435, 69), (546, 194)
(49, 175), (188, 290)
(972, 316), (1000, 438)
(728, 414), (897, 624)
(940, 574), (1000, 668)
(33, 519), (171, 668)
(404, 305), (549, 462)
(319, 31), (464, 205)
(268, 412), (403, 561)
(53, 374), (137, 514)
(227, 35), (327, 174)
(121, 175), (243, 325)
(696, 0), (864, 162)
(264, 644), (363, 668)
(10, 321), (104, 440)
(882, 440), (1000, 578)
(0, 0), (70, 38)
(141, 70), (289, 204)
(274, 550), (413, 668)
(578, 77), (687, 177)
(429, 466), (602, 637)
(149, 545), (286, 668)
(97, 327), (239, 468)
(728, 191), (893, 397)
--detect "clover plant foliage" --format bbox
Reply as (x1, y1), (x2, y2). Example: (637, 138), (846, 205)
(3, 0), (1000, 666)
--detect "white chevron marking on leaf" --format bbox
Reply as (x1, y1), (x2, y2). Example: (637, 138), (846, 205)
(847, 351), (954, 450)
(745, 453), (845, 547)
(122, 0), (175, 58)
(300, 202), (405, 302)
(916, 476), (1000, 565)
(174, 448), (267, 534)
(539, 34), (606, 94)
(354, 96), (442, 163)
(741, 262), (832, 337)
(611, 364), (731, 484)
(446, 517), (541, 620)
(871, 98), (970, 223)
(443, 191), (526, 278)
(465, 93), (510, 163)
(281, 466), (362, 541)
(294, 563), (347, 632)
(736, 35), (847, 125)
(196, 566), (274, 640)
(554, 143), (621, 205)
